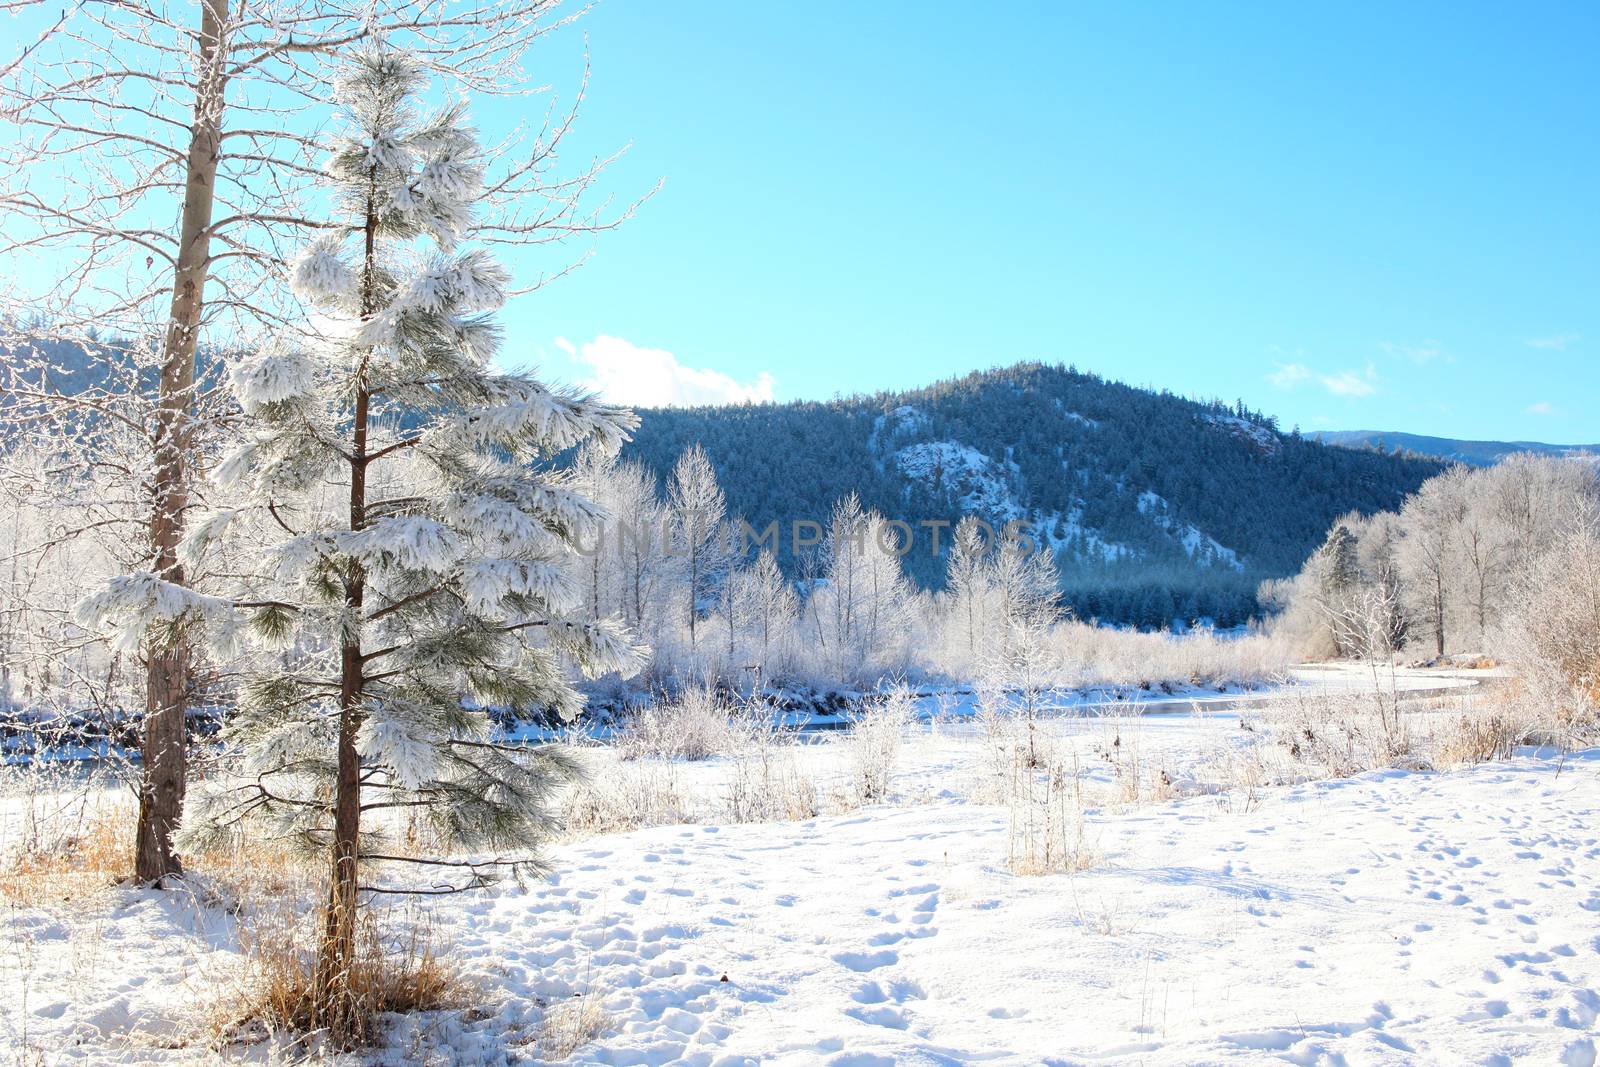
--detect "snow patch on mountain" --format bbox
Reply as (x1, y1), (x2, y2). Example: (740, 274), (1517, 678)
(1034, 506), (1133, 563)
(1205, 413), (1280, 457)
(1050, 398), (1100, 429)
(893, 441), (1023, 520)
(1138, 491), (1244, 570)
(869, 404), (932, 456)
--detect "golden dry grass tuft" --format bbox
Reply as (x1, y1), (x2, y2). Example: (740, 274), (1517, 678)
(0, 796), (135, 905)
(530, 990), (614, 1059)
(217, 904), (474, 1050)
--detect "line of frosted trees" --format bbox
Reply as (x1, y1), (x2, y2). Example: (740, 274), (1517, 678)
(1268, 454), (1600, 702)
(0, 425), (1142, 738)
(554, 441), (1078, 692)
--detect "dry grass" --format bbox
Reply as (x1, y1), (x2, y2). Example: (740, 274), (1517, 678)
(974, 700), (1098, 875)
(0, 795), (134, 905)
(0, 777), (319, 909)
(1433, 709), (1522, 766)
(564, 758), (694, 836)
(531, 990), (614, 1059)
(1193, 672), (1590, 800)
(1005, 752), (1097, 876)
(217, 904), (473, 1051)
(725, 715), (818, 824)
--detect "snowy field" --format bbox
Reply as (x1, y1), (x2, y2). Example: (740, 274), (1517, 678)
(6, 668), (1599, 1066)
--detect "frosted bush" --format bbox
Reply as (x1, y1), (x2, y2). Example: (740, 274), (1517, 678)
(724, 711), (817, 823)
(847, 686), (915, 804)
(564, 759), (692, 836)
(615, 687), (736, 762)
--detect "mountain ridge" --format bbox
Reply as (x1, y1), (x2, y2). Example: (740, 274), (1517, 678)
(623, 362), (1445, 627)
(1317, 429), (1600, 467)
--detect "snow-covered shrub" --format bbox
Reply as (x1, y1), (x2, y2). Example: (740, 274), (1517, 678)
(847, 686), (915, 804)
(616, 687), (735, 762)
(1045, 620), (1291, 692)
(1257, 683), (1418, 779)
(724, 710), (817, 823)
(563, 757), (693, 837)
(1432, 708), (1523, 767)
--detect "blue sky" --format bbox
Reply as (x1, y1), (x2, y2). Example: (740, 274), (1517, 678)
(490, 1), (1598, 442)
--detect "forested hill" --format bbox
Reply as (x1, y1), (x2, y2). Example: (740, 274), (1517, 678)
(623, 362), (1446, 628)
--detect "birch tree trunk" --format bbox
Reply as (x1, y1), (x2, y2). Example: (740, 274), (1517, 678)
(135, 0), (230, 883)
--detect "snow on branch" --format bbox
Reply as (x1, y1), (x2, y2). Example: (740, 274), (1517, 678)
(75, 571), (240, 656)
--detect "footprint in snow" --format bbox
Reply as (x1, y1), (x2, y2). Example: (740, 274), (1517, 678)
(831, 948), (898, 972)
(846, 1005), (910, 1030)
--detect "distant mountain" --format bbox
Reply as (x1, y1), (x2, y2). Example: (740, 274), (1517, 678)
(1316, 430), (1600, 467)
(624, 363), (1445, 628)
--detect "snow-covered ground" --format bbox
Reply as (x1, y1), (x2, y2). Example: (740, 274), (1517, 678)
(7, 669), (1596, 1066)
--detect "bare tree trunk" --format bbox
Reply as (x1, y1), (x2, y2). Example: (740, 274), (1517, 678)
(1433, 578), (1445, 657)
(316, 630), (364, 1038)
(689, 543), (700, 651)
(135, 0), (229, 884)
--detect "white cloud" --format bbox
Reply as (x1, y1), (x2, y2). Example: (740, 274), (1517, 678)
(1267, 356), (1377, 398)
(1525, 333), (1579, 351)
(1267, 362), (1312, 389)
(558, 335), (776, 408)
(1526, 401), (1559, 416)
(1380, 340), (1449, 365)
(1319, 365), (1378, 398)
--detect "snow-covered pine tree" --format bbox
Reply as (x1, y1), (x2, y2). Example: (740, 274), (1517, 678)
(177, 47), (641, 1038)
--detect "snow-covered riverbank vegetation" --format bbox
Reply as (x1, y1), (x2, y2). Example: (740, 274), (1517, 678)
(1271, 454), (1600, 722)
(0, 433), (1303, 760)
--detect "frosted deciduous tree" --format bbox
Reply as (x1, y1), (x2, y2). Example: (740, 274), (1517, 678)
(1497, 507), (1600, 723)
(811, 496), (913, 682)
(945, 516), (991, 660)
(1310, 522), (1362, 656)
(608, 461), (675, 650)
(989, 531), (1061, 657)
(1356, 511), (1409, 655)
(743, 548), (798, 676)
(164, 49), (640, 1038)
(1398, 465), (1469, 658)
(1456, 495), (1506, 648)
(667, 445), (728, 653)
